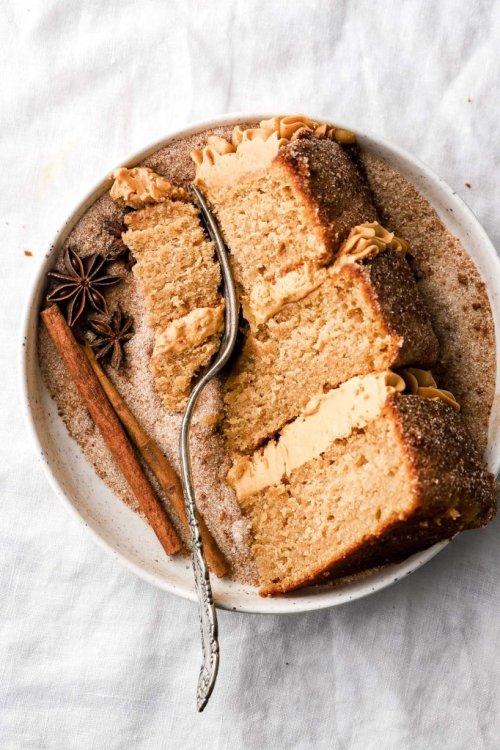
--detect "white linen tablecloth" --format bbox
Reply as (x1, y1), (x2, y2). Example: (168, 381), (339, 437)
(2, 1), (500, 747)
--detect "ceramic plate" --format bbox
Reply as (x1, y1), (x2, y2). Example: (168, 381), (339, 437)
(20, 113), (500, 614)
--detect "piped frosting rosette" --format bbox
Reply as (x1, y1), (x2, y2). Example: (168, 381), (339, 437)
(335, 222), (409, 268)
(190, 114), (357, 176)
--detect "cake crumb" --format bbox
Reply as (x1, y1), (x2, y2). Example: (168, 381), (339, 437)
(24, 249), (33, 256)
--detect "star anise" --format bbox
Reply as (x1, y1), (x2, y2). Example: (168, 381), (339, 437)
(87, 307), (134, 370)
(102, 217), (136, 269)
(47, 247), (122, 326)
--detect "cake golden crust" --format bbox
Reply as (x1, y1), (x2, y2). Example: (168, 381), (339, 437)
(391, 395), (497, 520)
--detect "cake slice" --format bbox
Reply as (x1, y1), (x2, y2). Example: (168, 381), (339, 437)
(227, 371), (497, 595)
(110, 167), (224, 411)
(191, 119), (439, 452)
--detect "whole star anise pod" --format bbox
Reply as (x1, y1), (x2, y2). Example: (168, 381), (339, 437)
(87, 307), (134, 370)
(47, 247), (121, 326)
(102, 217), (136, 269)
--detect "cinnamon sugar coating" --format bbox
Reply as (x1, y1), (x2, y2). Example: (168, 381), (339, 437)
(276, 135), (377, 257)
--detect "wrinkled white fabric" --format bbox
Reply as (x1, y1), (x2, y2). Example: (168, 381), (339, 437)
(2, 1), (500, 748)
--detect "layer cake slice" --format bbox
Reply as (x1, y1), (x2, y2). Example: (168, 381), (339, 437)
(192, 118), (376, 300)
(227, 371), (497, 595)
(107, 121), (497, 596)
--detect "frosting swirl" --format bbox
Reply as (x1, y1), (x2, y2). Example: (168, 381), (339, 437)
(399, 368), (461, 411)
(110, 167), (190, 208)
(190, 114), (357, 176)
(336, 222), (409, 267)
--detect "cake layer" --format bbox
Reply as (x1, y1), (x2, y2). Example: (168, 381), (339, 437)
(223, 249), (439, 453)
(235, 389), (497, 596)
(150, 305), (224, 411)
(110, 168), (224, 412)
(124, 202), (221, 329)
(151, 336), (221, 412)
(244, 220), (410, 329)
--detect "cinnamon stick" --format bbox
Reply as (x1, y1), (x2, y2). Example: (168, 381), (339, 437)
(83, 344), (228, 578)
(41, 305), (182, 557)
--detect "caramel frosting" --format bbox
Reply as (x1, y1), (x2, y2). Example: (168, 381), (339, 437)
(233, 114), (321, 145)
(154, 304), (225, 355)
(400, 368), (461, 411)
(227, 371), (405, 500)
(246, 262), (329, 327)
(255, 115), (356, 144)
(335, 222), (409, 268)
(190, 114), (357, 185)
(110, 167), (190, 209)
(192, 132), (286, 190)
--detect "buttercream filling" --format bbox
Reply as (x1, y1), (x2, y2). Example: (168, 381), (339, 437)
(227, 371), (405, 500)
(154, 304), (225, 355)
(246, 262), (329, 327)
(110, 167), (190, 209)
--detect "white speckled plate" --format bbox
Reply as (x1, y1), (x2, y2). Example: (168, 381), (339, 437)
(20, 113), (500, 614)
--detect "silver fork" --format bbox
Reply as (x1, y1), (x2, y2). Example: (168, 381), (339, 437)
(179, 185), (239, 712)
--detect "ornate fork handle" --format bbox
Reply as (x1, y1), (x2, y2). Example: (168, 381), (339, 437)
(179, 185), (239, 712)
